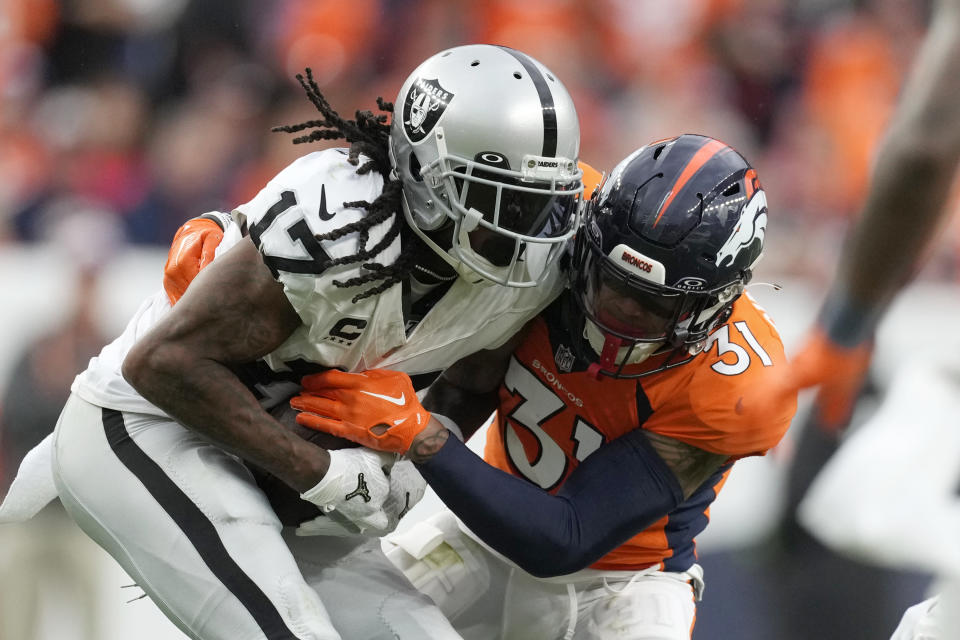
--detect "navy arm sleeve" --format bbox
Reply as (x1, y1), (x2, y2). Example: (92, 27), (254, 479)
(415, 428), (684, 578)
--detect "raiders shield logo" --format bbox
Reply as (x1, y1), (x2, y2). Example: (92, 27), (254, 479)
(403, 77), (454, 142)
(555, 344), (575, 373)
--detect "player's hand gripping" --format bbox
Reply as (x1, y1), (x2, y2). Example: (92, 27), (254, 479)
(163, 212), (231, 305)
(764, 327), (873, 431)
(291, 369), (431, 454)
(299, 447), (397, 533)
(296, 458), (426, 537)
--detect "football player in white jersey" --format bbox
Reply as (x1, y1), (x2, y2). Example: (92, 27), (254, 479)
(1, 45), (585, 640)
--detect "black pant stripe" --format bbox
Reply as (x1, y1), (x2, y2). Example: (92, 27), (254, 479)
(101, 408), (300, 640)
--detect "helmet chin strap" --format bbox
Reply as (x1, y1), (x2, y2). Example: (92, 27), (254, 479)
(584, 320), (663, 377)
(587, 332), (623, 378)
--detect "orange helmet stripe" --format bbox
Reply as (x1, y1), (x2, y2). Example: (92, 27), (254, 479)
(653, 138), (728, 228)
(744, 168), (758, 199)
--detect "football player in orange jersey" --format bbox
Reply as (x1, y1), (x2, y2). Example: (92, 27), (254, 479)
(758, 0), (960, 637)
(294, 134), (797, 639)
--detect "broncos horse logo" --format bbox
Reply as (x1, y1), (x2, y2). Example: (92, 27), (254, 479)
(716, 190), (767, 268)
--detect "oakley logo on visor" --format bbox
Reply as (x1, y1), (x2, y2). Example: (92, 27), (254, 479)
(674, 276), (708, 290)
(476, 152), (510, 168)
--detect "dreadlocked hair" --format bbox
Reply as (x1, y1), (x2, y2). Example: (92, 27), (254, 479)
(272, 67), (422, 303)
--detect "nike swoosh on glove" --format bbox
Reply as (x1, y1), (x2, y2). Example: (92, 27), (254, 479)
(300, 447), (396, 533)
(291, 369), (431, 454)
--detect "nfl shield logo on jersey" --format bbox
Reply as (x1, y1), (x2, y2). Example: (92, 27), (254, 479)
(555, 344), (575, 373)
(403, 77), (454, 142)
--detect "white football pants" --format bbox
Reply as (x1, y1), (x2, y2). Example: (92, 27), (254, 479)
(51, 393), (461, 640)
(385, 510), (702, 640)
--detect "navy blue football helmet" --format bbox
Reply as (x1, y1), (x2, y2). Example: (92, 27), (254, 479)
(570, 134), (768, 377)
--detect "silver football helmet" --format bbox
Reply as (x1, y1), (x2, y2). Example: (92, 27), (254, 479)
(389, 44), (583, 287)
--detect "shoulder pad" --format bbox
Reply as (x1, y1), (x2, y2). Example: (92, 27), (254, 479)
(235, 148), (398, 270)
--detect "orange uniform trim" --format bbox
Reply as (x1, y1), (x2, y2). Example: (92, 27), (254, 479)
(653, 139), (727, 228)
(744, 168), (758, 199)
(578, 160), (604, 201)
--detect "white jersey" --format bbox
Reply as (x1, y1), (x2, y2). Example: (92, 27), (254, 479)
(74, 148), (564, 414)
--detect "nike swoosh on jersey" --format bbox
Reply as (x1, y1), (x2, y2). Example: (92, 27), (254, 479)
(359, 390), (406, 405)
(318, 184), (334, 221)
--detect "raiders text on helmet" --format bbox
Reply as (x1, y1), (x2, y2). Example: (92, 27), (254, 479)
(389, 44), (583, 287)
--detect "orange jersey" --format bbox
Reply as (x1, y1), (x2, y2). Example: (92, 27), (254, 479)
(578, 161), (604, 201)
(483, 292), (795, 571)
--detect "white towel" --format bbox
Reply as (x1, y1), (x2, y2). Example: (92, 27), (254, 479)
(0, 433), (58, 523)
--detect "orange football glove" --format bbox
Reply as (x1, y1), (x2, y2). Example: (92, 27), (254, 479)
(163, 215), (226, 306)
(766, 328), (873, 432)
(291, 369), (431, 454)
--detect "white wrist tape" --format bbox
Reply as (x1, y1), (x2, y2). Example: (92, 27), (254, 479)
(198, 211), (235, 232)
(299, 450), (351, 512)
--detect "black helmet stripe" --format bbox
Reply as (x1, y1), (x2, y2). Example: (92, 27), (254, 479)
(499, 46), (558, 157)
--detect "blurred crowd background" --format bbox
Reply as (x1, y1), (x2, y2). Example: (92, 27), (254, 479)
(3, 0), (956, 275)
(1, 0), (957, 638)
